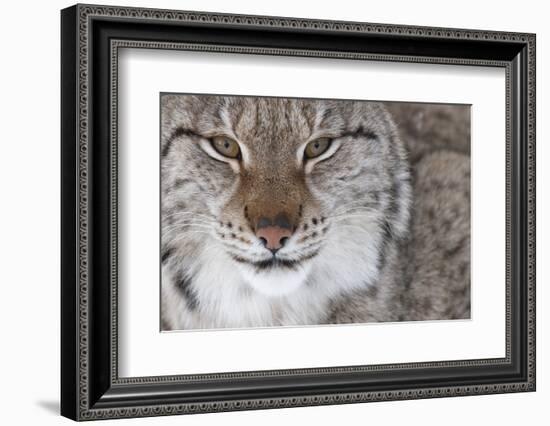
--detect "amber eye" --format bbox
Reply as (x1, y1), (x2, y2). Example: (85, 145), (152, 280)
(211, 136), (241, 159)
(304, 138), (331, 159)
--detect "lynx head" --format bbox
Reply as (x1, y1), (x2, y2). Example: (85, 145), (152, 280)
(161, 95), (411, 297)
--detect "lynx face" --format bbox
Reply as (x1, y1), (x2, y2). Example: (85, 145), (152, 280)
(161, 95), (411, 300)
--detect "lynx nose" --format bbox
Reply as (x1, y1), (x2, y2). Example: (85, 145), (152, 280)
(255, 214), (293, 253)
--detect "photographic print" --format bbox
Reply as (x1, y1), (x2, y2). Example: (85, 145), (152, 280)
(160, 95), (471, 331)
(61, 5), (535, 418)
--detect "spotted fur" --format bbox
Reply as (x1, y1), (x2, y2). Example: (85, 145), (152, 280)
(160, 95), (469, 330)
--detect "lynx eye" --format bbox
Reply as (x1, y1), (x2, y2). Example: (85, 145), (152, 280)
(211, 136), (241, 159)
(304, 138), (331, 159)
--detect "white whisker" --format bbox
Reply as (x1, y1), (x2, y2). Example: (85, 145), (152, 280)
(162, 211), (217, 221)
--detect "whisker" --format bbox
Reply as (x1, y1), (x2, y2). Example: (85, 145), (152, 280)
(330, 214), (379, 222)
(162, 221), (216, 230)
(294, 240), (322, 253)
(328, 199), (379, 214)
(327, 205), (378, 217)
(162, 223), (212, 234)
(166, 230), (215, 240)
(162, 211), (217, 221)
(165, 229), (255, 253)
(162, 219), (216, 228)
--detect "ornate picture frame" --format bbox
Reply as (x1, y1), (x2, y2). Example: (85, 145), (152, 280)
(61, 4), (535, 420)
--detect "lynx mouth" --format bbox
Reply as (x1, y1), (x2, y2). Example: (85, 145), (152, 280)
(233, 252), (317, 296)
(231, 250), (319, 272)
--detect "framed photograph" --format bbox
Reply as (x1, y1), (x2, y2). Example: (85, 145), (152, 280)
(61, 4), (536, 421)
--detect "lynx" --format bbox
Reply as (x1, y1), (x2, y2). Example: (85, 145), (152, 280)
(160, 95), (470, 330)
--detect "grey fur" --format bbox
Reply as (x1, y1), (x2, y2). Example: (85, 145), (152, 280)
(160, 95), (470, 330)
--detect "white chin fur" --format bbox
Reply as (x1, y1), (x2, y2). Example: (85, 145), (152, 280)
(237, 262), (312, 297)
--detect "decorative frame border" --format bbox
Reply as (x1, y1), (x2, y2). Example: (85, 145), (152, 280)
(61, 3), (536, 421)
(109, 40), (511, 384)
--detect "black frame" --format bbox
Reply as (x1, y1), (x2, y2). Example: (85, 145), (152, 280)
(61, 4), (536, 421)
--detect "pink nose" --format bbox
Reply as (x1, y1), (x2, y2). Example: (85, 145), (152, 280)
(256, 226), (292, 251)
